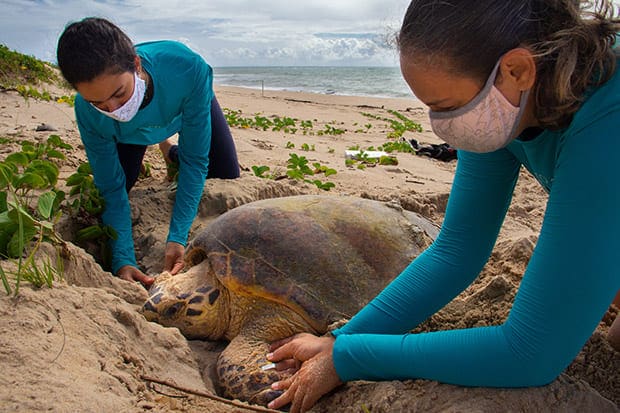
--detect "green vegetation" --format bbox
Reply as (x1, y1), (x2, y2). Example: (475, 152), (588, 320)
(0, 134), (117, 295)
(65, 163), (105, 216)
(0, 135), (70, 295)
(316, 123), (345, 136)
(362, 109), (423, 139)
(224, 108), (347, 137)
(251, 153), (336, 191)
(0, 44), (59, 88)
(65, 162), (116, 271)
(0, 44), (76, 107)
(252, 165), (271, 178)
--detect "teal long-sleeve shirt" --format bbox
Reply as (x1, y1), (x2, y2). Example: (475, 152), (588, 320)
(332, 61), (620, 386)
(74, 41), (213, 274)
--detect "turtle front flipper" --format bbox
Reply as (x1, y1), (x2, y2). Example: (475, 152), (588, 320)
(216, 334), (288, 406)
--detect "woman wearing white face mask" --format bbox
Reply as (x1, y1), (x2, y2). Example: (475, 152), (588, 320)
(56, 18), (240, 287)
(266, 1), (619, 412)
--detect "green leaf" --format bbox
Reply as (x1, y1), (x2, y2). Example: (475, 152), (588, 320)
(52, 190), (65, 214)
(76, 225), (104, 241)
(0, 192), (7, 213)
(83, 198), (103, 215)
(26, 160), (59, 186)
(8, 203), (36, 228)
(286, 170), (305, 180)
(252, 165), (270, 177)
(0, 163), (14, 188)
(0, 210), (12, 227)
(14, 172), (47, 189)
(0, 216), (17, 257)
(0, 265), (11, 295)
(102, 225), (118, 240)
(69, 186), (81, 197)
(45, 149), (65, 160)
(77, 163), (92, 175)
(37, 191), (57, 219)
(5, 152), (29, 166)
(65, 173), (85, 186)
(47, 134), (62, 147)
(7, 225), (37, 257)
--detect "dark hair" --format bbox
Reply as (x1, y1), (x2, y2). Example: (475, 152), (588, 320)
(398, 0), (619, 130)
(56, 17), (137, 87)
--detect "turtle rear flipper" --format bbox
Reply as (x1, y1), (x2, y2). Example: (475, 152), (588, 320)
(216, 335), (287, 405)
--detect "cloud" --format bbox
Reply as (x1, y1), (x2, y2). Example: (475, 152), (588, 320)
(0, 0), (410, 66)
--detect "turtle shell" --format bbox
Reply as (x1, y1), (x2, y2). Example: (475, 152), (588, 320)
(185, 195), (438, 332)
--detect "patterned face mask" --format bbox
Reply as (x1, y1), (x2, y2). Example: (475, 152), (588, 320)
(92, 72), (146, 122)
(428, 59), (530, 153)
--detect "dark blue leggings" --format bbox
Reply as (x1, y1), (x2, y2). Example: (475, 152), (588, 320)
(117, 95), (240, 192)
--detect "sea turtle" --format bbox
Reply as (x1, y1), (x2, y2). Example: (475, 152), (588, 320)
(142, 195), (438, 406)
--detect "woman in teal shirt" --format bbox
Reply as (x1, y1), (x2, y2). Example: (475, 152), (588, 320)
(267, 1), (619, 412)
(57, 18), (239, 286)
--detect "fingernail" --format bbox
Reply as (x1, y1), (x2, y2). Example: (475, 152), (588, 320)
(268, 402), (275, 408)
(266, 352), (273, 360)
(271, 382), (280, 390)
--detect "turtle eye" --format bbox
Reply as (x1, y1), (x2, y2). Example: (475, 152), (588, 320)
(186, 308), (203, 316)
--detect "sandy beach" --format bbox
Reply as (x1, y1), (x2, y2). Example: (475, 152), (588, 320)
(0, 83), (618, 412)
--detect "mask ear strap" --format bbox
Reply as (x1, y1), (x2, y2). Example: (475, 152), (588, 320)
(508, 88), (531, 139)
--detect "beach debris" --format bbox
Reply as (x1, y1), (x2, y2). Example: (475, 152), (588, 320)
(408, 138), (458, 162)
(35, 123), (57, 131)
(345, 149), (389, 160)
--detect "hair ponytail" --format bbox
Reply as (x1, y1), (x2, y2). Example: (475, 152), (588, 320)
(531, 1), (618, 129)
(398, 0), (619, 130)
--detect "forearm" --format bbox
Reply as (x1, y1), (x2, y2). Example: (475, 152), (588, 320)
(333, 259), (617, 387)
(335, 150), (520, 336)
(167, 160), (208, 244)
(334, 244), (483, 335)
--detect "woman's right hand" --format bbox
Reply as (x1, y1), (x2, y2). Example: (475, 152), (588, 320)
(116, 265), (154, 287)
(267, 333), (341, 413)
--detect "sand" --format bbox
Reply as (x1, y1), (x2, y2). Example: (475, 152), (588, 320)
(0, 83), (618, 412)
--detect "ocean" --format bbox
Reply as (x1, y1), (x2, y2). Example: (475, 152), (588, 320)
(212, 66), (414, 99)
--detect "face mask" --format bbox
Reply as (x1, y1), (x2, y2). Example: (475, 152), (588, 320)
(428, 59), (530, 153)
(92, 72), (146, 122)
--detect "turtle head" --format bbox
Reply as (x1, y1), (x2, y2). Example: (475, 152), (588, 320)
(141, 260), (229, 340)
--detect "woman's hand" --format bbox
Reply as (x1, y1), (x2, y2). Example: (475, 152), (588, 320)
(116, 265), (154, 287)
(164, 241), (185, 275)
(267, 333), (342, 412)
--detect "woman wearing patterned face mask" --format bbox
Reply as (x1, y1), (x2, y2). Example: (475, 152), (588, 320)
(266, 1), (619, 412)
(56, 18), (240, 287)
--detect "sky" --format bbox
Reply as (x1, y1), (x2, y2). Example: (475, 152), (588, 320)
(0, 0), (411, 67)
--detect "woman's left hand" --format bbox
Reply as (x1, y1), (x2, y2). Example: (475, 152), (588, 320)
(164, 242), (185, 275)
(267, 335), (342, 413)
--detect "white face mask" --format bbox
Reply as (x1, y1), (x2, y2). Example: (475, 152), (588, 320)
(428, 59), (530, 153)
(92, 72), (146, 122)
